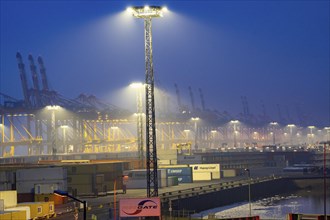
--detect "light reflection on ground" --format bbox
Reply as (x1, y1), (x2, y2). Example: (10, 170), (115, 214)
(192, 190), (329, 220)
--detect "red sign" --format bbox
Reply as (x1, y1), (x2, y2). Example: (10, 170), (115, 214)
(119, 198), (161, 217)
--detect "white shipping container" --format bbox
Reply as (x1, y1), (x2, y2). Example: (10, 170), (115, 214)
(192, 172), (211, 181)
(16, 180), (67, 194)
(16, 167), (66, 181)
(34, 183), (59, 194)
(5, 206), (30, 220)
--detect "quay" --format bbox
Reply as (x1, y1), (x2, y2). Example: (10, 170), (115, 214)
(53, 168), (329, 219)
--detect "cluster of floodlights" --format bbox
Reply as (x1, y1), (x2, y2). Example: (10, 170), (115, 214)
(127, 6), (168, 18)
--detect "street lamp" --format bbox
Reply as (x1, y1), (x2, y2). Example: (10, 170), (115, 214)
(325, 127), (330, 141)
(308, 126), (316, 144)
(184, 129), (190, 141)
(130, 82), (144, 167)
(270, 122), (278, 145)
(60, 125), (69, 154)
(191, 117), (200, 150)
(54, 190), (86, 220)
(211, 130), (217, 148)
(287, 124), (295, 146)
(244, 168), (252, 217)
(46, 105), (60, 156)
(230, 120), (239, 148)
(128, 5), (167, 198)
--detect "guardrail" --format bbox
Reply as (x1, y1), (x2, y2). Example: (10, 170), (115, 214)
(160, 176), (281, 202)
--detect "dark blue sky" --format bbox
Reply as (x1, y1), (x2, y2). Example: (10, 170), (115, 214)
(0, 0), (329, 127)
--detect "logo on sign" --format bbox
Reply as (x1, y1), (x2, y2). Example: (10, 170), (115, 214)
(122, 200), (158, 216)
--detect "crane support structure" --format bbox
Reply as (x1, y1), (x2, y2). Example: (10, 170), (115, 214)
(129, 6), (166, 197)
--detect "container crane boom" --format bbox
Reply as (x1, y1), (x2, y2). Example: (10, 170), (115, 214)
(188, 86), (195, 111)
(37, 56), (50, 92)
(28, 54), (42, 107)
(198, 88), (206, 111)
(16, 52), (31, 108)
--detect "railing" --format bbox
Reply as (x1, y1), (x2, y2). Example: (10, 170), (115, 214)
(160, 176), (280, 202)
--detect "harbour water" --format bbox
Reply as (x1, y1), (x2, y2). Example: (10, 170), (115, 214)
(192, 189), (330, 219)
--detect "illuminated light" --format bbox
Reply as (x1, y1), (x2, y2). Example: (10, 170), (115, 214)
(126, 7), (133, 13)
(130, 82), (144, 88)
(162, 7), (168, 12)
(129, 6), (164, 18)
(46, 105), (60, 110)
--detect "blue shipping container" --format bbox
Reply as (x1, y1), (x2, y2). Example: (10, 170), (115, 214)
(167, 167), (192, 176)
(177, 175), (193, 183)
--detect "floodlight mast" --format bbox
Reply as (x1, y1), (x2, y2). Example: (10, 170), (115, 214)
(129, 5), (166, 197)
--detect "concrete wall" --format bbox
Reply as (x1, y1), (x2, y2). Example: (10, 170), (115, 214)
(167, 178), (298, 213)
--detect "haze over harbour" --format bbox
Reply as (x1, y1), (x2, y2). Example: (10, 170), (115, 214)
(1, 1), (329, 127)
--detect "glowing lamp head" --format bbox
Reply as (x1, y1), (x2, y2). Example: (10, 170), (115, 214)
(129, 6), (166, 18)
(130, 82), (144, 88)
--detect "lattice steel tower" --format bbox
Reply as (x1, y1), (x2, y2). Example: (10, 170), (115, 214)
(128, 6), (167, 197)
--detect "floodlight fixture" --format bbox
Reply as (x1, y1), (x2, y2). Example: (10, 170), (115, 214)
(130, 82), (144, 88)
(128, 6), (166, 18)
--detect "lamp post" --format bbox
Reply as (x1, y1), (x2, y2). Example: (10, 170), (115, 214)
(287, 124), (295, 146)
(128, 5), (167, 198)
(54, 190), (86, 220)
(130, 82), (144, 167)
(46, 105), (60, 156)
(184, 129), (190, 142)
(230, 120), (239, 148)
(244, 168), (251, 217)
(270, 122), (278, 145)
(211, 130), (217, 148)
(325, 127), (330, 142)
(308, 126), (316, 144)
(192, 117), (200, 150)
(60, 125), (68, 154)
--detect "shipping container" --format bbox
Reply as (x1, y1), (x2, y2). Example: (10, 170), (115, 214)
(177, 175), (193, 183)
(68, 175), (92, 185)
(221, 169), (237, 178)
(177, 155), (202, 164)
(17, 180), (67, 194)
(166, 167), (192, 176)
(192, 172), (211, 181)
(0, 210), (26, 220)
(5, 206), (30, 220)
(34, 184), (59, 194)
(17, 193), (34, 203)
(34, 194), (67, 205)
(167, 176), (179, 186)
(16, 167), (66, 181)
(0, 191), (17, 208)
(17, 201), (55, 219)
(189, 164), (220, 172)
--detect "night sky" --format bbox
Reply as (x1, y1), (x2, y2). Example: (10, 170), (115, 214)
(0, 1), (329, 127)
